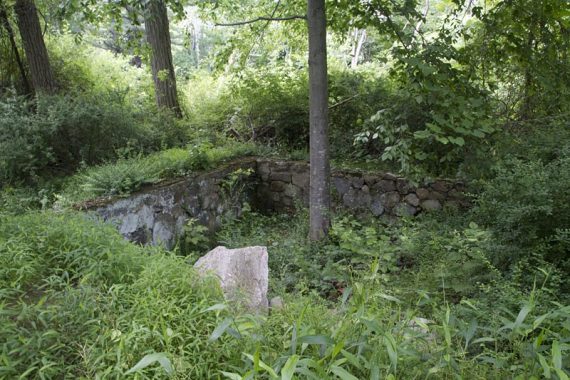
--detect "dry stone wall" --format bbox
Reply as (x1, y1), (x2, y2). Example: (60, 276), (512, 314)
(80, 159), (257, 249)
(254, 158), (467, 217)
(82, 157), (467, 248)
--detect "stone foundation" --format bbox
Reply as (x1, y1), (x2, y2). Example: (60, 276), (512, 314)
(80, 157), (467, 248)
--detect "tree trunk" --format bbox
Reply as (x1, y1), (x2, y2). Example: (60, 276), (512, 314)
(351, 29), (366, 69)
(14, 0), (56, 94)
(0, 5), (32, 95)
(308, 0), (331, 240)
(144, 0), (181, 117)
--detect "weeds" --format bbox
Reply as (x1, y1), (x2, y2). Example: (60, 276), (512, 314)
(57, 142), (261, 205)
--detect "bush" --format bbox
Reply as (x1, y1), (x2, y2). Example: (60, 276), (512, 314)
(213, 209), (569, 379)
(472, 149), (570, 288)
(0, 92), (188, 185)
(355, 45), (496, 177)
(1, 211), (568, 379)
(207, 66), (310, 147)
(392, 214), (500, 302)
(183, 65), (390, 155)
(0, 95), (54, 184)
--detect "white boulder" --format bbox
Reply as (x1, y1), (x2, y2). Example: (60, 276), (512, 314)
(194, 246), (269, 312)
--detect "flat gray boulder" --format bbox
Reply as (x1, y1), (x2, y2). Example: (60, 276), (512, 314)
(194, 246), (269, 312)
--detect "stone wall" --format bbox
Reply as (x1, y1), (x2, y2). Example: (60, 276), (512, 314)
(81, 157), (467, 248)
(80, 159), (257, 249)
(254, 158), (467, 217)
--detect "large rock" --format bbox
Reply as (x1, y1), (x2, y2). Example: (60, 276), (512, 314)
(194, 246), (269, 312)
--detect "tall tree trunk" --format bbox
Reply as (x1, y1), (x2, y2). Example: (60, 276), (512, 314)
(520, 23), (536, 120)
(0, 5), (32, 95)
(351, 29), (366, 69)
(145, 0), (181, 117)
(14, 0), (56, 94)
(308, 0), (330, 240)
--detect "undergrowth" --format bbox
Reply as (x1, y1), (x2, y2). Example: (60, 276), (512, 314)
(56, 141), (264, 205)
(1, 211), (568, 379)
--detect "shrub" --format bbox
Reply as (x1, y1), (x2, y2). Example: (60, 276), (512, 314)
(355, 45), (496, 177)
(472, 150), (570, 289)
(0, 95), (54, 184)
(183, 65), (390, 155)
(214, 210), (569, 379)
(393, 214), (500, 302)
(0, 92), (186, 185)
(1, 211), (568, 379)
(222, 66), (310, 147)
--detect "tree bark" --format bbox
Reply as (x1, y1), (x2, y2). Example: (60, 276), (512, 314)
(144, 0), (181, 117)
(14, 0), (56, 94)
(0, 5), (32, 95)
(308, 0), (330, 240)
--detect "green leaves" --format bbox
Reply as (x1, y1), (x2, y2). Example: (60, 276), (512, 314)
(126, 352), (174, 376)
(209, 317), (234, 341)
(281, 355), (299, 380)
(330, 365), (359, 380)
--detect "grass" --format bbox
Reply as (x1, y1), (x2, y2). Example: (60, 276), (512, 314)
(56, 141), (266, 206)
(1, 210), (568, 379)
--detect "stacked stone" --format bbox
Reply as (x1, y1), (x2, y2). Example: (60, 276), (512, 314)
(87, 158), (468, 249)
(255, 159), (467, 217)
(255, 160), (309, 211)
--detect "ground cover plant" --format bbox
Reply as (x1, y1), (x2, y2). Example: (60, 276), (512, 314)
(56, 141), (264, 205)
(1, 209), (568, 379)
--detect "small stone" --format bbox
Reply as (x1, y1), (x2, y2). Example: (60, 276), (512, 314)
(257, 161), (271, 179)
(404, 193), (420, 207)
(284, 184), (300, 198)
(416, 188), (430, 200)
(428, 191), (446, 201)
(363, 174), (378, 186)
(271, 161), (292, 172)
(269, 296), (284, 311)
(270, 181), (287, 192)
(343, 189), (371, 209)
(194, 246), (269, 312)
(397, 178), (414, 194)
(361, 185), (370, 193)
(332, 177), (351, 196)
(421, 199), (442, 211)
(370, 199), (385, 216)
(395, 203), (417, 217)
(270, 172), (291, 183)
(454, 182), (467, 192)
(351, 176), (365, 189)
(431, 181), (451, 193)
(376, 179), (396, 192)
(380, 191), (400, 210)
(292, 172), (309, 189)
